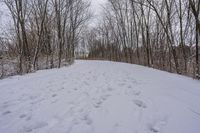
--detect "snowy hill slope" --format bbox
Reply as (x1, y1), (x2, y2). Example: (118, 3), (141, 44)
(0, 60), (200, 133)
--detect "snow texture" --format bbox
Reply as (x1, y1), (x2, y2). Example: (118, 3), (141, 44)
(0, 60), (200, 133)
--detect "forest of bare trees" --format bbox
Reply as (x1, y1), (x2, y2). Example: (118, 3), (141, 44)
(86, 0), (200, 79)
(0, 0), (91, 78)
(0, 0), (200, 79)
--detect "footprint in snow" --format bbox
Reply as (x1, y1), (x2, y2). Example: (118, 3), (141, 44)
(26, 116), (32, 121)
(23, 121), (48, 132)
(59, 87), (65, 90)
(3, 101), (10, 105)
(133, 100), (147, 108)
(148, 120), (167, 133)
(133, 90), (141, 96)
(52, 94), (57, 97)
(93, 100), (103, 108)
(19, 114), (27, 119)
(2, 110), (11, 115)
(2, 101), (14, 108)
(101, 94), (110, 101)
(81, 114), (93, 125)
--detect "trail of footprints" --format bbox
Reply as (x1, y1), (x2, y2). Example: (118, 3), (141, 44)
(1, 74), (168, 133)
(118, 77), (168, 133)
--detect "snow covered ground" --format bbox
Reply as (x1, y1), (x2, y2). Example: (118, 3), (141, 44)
(0, 60), (200, 133)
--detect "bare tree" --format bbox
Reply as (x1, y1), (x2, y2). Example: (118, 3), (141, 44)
(189, 0), (200, 78)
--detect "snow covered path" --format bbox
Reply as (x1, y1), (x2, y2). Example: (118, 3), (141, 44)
(0, 60), (200, 133)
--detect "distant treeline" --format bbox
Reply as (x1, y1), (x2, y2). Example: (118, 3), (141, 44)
(85, 0), (200, 79)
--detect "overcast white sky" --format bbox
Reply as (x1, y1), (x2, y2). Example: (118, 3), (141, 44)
(0, 2), (11, 35)
(89, 0), (107, 27)
(91, 0), (107, 16)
